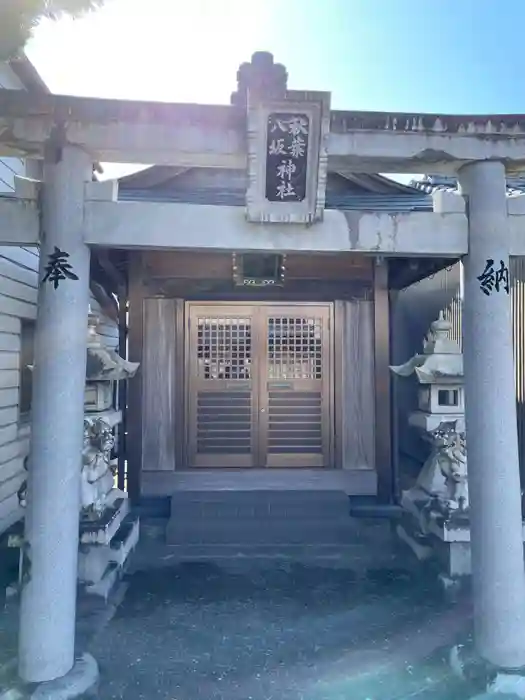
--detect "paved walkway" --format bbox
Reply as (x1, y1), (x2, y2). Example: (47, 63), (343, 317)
(89, 560), (479, 700)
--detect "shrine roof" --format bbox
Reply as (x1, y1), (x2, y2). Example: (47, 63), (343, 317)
(117, 187), (433, 212)
(411, 173), (525, 196)
(117, 167), (433, 213)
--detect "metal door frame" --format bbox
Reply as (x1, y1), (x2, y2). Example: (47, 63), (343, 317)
(258, 304), (333, 468)
(185, 303), (258, 468)
(185, 301), (334, 469)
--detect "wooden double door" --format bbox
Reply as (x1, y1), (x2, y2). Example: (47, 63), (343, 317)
(186, 303), (333, 468)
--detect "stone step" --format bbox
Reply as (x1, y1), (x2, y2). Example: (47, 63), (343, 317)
(166, 523), (382, 546)
(78, 514), (140, 585)
(84, 562), (121, 602)
(80, 490), (129, 546)
(128, 541), (413, 576)
(166, 489), (381, 547)
(168, 517), (365, 544)
(109, 514), (141, 566)
(169, 489), (350, 522)
(149, 542), (399, 562)
(171, 489), (349, 511)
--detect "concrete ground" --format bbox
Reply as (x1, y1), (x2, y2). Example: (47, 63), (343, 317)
(89, 560), (481, 700)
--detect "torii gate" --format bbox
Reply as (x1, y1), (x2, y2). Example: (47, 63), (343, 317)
(2, 52), (525, 686)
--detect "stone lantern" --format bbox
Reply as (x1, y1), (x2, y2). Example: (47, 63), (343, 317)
(390, 312), (470, 591)
(18, 308), (141, 600)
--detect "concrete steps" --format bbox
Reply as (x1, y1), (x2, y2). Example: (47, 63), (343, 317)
(166, 489), (391, 550)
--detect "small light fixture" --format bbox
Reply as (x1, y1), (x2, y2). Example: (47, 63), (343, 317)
(233, 253), (286, 287)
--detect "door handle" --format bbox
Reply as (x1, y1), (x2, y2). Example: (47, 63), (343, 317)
(260, 408), (266, 413)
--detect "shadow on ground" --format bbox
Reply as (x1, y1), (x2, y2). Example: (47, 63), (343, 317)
(90, 561), (478, 700)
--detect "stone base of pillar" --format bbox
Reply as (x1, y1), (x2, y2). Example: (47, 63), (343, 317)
(30, 654), (99, 700)
(449, 640), (525, 698)
(488, 672), (525, 698)
(396, 488), (525, 602)
(0, 654), (98, 700)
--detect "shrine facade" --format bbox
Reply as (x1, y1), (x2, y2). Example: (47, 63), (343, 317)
(2, 50), (525, 688)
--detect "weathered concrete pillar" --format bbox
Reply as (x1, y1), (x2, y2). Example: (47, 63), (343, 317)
(18, 145), (92, 682)
(458, 160), (525, 669)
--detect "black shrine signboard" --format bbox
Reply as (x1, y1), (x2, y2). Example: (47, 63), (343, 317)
(265, 112), (310, 203)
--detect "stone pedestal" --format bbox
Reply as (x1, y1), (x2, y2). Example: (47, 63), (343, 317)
(397, 494), (525, 597)
(396, 490), (470, 595)
(14, 313), (140, 616)
(78, 504), (139, 601)
(77, 315), (140, 601)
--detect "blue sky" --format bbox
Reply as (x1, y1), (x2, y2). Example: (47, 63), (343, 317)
(24, 0), (525, 178)
(26, 0), (525, 113)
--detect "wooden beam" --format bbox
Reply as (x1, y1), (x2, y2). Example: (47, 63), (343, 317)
(117, 281), (128, 492)
(126, 253), (144, 503)
(0, 198), (39, 245)
(96, 249), (126, 290)
(374, 258), (393, 503)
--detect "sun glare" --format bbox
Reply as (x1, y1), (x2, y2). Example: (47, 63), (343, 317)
(25, 0), (271, 104)
(23, 1), (417, 182)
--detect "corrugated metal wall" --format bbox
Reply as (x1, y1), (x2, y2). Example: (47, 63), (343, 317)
(443, 291), (462, 350)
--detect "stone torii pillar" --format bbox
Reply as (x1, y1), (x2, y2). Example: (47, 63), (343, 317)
(459, 160), (525, 670)
(18, 145), (93, 682)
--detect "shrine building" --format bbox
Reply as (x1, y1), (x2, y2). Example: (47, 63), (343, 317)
(2, 50), (525, 688)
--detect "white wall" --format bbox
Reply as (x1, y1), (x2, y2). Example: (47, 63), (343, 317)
(0, 62), (119, 534)
(0, 247), (119, 534)
(0, 64), (34, 532)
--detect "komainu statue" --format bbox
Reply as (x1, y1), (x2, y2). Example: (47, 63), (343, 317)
(81, 417), (115, 517)
(435, 422), (468, 514)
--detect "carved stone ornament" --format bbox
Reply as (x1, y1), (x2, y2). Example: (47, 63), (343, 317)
(230, 51), (288, 107)
(425, 420), (468, 516)
(81, 417), (116, 518)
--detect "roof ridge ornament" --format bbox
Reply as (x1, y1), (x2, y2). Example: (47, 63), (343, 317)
(230, 51), (288, 107)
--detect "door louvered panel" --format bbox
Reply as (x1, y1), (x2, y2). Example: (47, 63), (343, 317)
(197, 391), (252, 454)
(267, 391), (323, 453)
(261, 308), (331, 467)
(188, 308), (256, 467)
